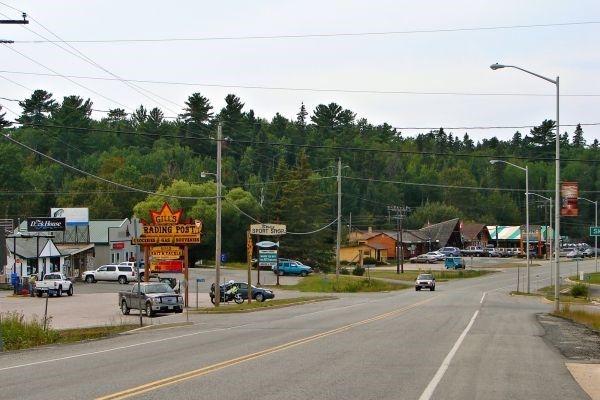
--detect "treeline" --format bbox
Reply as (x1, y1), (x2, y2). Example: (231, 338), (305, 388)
(0, 90), (598, 263)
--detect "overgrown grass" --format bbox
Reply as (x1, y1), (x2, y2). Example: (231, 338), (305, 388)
(553, 304), (600, 332)
(537, 285), (591, 304)
(368, 269), (491, 282)
(0, 311), (138, 351)
(193, 296), (335, 313)
(290, 274), (410, 292)
(569, 272), (600, 284)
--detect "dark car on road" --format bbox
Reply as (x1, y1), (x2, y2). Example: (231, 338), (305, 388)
(210, 281), (275, 303)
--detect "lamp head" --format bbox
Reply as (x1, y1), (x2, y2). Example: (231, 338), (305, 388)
(490, 63), (505, 70)
(200, 171), (207, 178)
(489, 160), (501, 164)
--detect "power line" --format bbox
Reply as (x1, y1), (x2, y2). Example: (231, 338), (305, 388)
(10, 21), (600, 43)
(1, 69), (598, 98)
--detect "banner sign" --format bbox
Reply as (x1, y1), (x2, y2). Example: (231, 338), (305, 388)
(50, 208), (89, 225)
(27, 217), (66, 232)
(250, 223), (287, 236)
(560, 182), (579, 217)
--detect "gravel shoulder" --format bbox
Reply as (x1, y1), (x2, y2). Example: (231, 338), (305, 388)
(537, 313), (600, 399)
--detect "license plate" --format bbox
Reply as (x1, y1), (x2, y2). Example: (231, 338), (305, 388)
(168, 306), (173, 310)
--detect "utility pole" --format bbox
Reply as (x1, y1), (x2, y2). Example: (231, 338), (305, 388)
(214, 123), (222, 306)
(1, 12), (28, 43)
(388, 206), (410, 273)
(336, 158), (342, 280)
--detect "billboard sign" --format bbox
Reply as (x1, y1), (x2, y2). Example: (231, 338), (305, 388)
(560, 182), (579, 217)
(50, 208), (89, 225)
(27, 217), (66, 232)
(250, 223), (286, 236)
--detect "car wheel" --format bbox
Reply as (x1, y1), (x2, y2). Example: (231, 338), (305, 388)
(300, 271), (307, 277)
(121, 300), (130, 315)
(67, 286), (73, 296)
(118, 276), (128, 284)
(255, 293), (264, 302)
(56, 286), (62, 297)
(145, 302), (154, 317)
(85, 275), (95, 283)
(36, 290), (43, 297)
(416, 287), (420, 291)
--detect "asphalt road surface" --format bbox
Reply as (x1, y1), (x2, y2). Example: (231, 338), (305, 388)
(0, 260), (598, 400)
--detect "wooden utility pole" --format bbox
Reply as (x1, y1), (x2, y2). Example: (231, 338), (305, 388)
(388, 206), (410, 273)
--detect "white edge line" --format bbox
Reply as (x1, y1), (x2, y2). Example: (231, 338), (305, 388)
(418, 309), (480, 400)
(480, 292), (486, 304)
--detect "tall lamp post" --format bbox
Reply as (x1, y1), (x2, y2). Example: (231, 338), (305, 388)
(578, 197), (598, 273)
(530, 192), (553, 285)
(201, 123), (223, 306)
(490, 159), (530, 292)
(490, 63), (560, 311)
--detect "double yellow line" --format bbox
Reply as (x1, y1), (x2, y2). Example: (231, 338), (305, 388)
(98, 296), (438, 400)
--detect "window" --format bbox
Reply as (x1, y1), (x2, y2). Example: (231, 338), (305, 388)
(106, 266), (116, 272)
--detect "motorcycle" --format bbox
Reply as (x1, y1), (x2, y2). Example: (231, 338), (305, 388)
(210, 283), (244, 305)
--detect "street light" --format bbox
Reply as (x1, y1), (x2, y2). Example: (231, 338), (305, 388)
(201, 122), (223, 306)
(530, 192), (553, 286)
(491, 63), (560, 312)
(490, 159), (530, 292)
(578, 197), (598, 273)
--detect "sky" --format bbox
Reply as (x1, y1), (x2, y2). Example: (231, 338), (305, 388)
(1, 1), (599, 143)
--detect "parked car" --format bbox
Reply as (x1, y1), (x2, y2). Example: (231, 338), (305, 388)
(415, 273), (435, 291)
(461, 246), (487, 257)
(210, 281), (275, 303)
(566, 249), (584, 259)
(444, 256), (465, 270)
(409, 253), (439, 263)
(439, 247), (461, 257)
(426, 251), (446, 261)
(34, 273), (74, 297)
(119, 282), (183, 317)
(583, 247), (599, 257)
(272, 259), (313, 276)
(82, 264), (137, 284)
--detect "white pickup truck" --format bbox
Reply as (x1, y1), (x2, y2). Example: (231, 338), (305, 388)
(35, 273), (74, 297)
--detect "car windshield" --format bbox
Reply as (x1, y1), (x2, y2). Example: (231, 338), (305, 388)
(144, 284), (174, 294)
(417, 274), (433, 280)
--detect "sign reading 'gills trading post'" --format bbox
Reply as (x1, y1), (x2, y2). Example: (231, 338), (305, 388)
(132, 203), (202, 245)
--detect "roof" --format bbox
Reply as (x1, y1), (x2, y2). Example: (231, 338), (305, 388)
(341, 243), (388, 250)
(419, 218), (460, 246)
(461, 223), (488, 241)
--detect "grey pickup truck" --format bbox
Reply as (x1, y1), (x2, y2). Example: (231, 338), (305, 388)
(119, 282), (184, 317)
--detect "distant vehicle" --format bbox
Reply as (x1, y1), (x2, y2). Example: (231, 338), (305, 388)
(426, 251), (446, 261)
(272, 259), (313, 276)
(35, 273), (73, 297)
(583, 248), (599, 257)
(444, 256), (465, 270)
(119, 282), (183, 317)
(439, 247), (461, 257)
(461, 246), (487, 257)
(566, 249), (584, 259)
(415, 273), (435, 291)
(82, 264), (137, 284)
(210, 281), (275, 303)
(409, 253), (439, 264)
(487, 248), (501, 257)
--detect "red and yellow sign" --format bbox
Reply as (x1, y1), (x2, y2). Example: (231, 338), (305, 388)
(561, 182), (579, 217)
(151, 246), (183, 260)
(132, 203), (202, 245)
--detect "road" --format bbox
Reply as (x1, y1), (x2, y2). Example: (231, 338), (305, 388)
(0, 260), (598, 400)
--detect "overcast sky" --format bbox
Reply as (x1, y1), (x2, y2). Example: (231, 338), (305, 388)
(1, 1), (599, 143)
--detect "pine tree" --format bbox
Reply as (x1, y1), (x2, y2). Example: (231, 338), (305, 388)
(572, 124), (585, 147)
(17, 89), (57, 126)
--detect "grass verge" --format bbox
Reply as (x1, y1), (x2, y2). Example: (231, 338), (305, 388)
(568, 272), (600, 284)
(193, 296), (335, 313)
(553, 304), (600, 332)
(0, 311), (137, 351)
(537, 285), (591, 304)
(286, 274), (411, 292)
(368, 269), (491, 282)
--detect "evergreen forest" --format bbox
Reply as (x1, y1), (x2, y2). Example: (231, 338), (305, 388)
(1, 90), (598, 264)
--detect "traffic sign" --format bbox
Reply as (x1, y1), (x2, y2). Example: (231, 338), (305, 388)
(590, 226), (600, 236)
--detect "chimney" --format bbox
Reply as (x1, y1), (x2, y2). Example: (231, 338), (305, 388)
(368, 226), (372, 233)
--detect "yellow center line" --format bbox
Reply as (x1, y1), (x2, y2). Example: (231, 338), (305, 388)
(96, 295), (440, 400)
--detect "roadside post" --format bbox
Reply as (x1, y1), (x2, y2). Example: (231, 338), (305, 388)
(196, 278), (205, 308)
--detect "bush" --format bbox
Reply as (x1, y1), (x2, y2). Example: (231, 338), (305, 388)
(363, 257), (377, 265)
(570, 283), (589, 298)
(340, 267), (350, 275)
(352, 265), (365, 276)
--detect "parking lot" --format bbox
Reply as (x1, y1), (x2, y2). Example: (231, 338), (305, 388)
(0, 267), (303, 330)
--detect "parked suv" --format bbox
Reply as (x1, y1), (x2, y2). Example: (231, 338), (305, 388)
(439, 247), (461, 257)
(82, 264), (137, 284)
